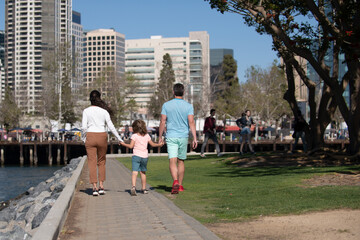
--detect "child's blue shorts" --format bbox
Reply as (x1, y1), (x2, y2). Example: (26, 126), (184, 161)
(132, 155), (148, 172)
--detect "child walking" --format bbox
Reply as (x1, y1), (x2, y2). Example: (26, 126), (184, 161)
(121, 120), (163, 196)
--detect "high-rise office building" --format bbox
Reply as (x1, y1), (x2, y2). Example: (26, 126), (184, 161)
(5, 0), (73, 114)
(125, 31), (210, 114)
(72, 10), (83, 95)
(83, 29), (126, 95)
(210, 48), (234, 99)
(0, 30), (5, 102)
(210, 49), (233, 66)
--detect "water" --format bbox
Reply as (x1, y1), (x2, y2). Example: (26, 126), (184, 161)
(0, 165), (63, 202)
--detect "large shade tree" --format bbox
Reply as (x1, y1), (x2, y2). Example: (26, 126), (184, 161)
(0, 87), (21, 131)
(148, 53), (176, 119)
(214, 54), (242, 119)
(206, 0), (360, 154)
(241, 61), (290, 125)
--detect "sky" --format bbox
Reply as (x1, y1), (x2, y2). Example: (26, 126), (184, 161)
(0, 0), (278, 82)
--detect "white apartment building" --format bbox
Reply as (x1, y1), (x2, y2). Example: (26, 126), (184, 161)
(83, 29), (125, 94)
(5, 0), (73, 114)
(125, 31), (210, 115)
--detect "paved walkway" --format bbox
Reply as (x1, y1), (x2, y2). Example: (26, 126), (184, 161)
(58, 157), (220, 240)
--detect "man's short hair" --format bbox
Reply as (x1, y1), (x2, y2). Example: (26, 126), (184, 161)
(173, 83), (184, 96)
(210, 109), (216, 114)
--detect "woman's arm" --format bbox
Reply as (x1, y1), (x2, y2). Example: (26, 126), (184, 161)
(104, 112), (123, 142)
(120, 139), (135, 149)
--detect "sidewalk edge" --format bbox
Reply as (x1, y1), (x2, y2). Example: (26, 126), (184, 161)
(112, 158), (221, 240)
(32, 156), (86, 240)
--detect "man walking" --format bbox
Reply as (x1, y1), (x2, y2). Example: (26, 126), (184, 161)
(159, 83), (197, 194)
(200, 109), (222, 157)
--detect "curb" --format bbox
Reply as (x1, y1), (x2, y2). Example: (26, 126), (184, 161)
(113, 158), (221, 240)
(32, 156), (86, 240)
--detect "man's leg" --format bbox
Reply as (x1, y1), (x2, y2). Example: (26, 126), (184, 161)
(293, 132), (299, 152)
(169, 157), (179, 181)
(211, 134), (221, 154)
(177, 159), (185, 186)
(300, 131), (307, 153)
(200, 133), (210, 155)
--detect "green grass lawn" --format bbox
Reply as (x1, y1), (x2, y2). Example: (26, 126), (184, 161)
(117, 154), (360, 223)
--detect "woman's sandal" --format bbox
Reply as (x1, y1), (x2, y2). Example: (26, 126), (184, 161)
(99, 187), (105, 195)
(92, 189), (99, 196)
(130, 186), (137, 196)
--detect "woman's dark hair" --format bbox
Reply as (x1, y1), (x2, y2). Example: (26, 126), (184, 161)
(132, 119), (147, 136)
(89, 90), (113, 116)
(210, 109), (216, 114)
(173, 83), (184, 96)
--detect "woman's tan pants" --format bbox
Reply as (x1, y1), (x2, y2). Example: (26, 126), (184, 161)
(85, 132), (108, 184)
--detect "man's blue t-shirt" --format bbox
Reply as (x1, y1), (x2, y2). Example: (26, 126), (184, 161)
(161, 98), (194, 138)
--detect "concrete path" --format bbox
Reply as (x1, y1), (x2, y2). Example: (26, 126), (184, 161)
(58, 157), (220, 240)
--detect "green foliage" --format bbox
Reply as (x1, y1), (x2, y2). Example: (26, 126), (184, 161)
(118, 155), (360, 223)
(0, 87), (21, 130)
(93, 68), (140, 126)
(214, 55), (242, 119)
(205, 0), (360, 154)
(148, 53), (176, 119)
(241, 60), (290, 121)
(42, 41), (76, 126)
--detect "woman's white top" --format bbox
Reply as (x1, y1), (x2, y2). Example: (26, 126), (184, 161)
(81, 106), (123, 142)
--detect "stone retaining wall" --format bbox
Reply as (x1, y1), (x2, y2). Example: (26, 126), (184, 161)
(0, 157), (83, 239)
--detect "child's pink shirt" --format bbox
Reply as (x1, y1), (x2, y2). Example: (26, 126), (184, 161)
(131, 133), (151, 158)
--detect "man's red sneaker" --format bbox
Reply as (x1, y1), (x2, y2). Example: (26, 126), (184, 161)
(179, 185), (184, 192)
(171, 180), (179, 194)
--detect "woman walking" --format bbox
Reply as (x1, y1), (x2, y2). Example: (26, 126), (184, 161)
(82, 90), (123, 196)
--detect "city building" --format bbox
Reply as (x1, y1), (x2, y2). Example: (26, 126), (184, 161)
(210, 48), (234, 99)
(71, 10), (83, 95)
(4, 0), (73, 114)
(125, 31), (210, 115)
(0, 30), (5, 102)
(83, 29), (125, 96)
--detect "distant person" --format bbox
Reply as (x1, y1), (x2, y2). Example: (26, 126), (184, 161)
(82, 90), (124, 197)
(159, 83), (197, 194)
(292, 110), (307, 153)
(236, 110), (255, 155)
(124, 124), (130, 140)
(200, 109), (222, 157)
(121, 119), (163, 196)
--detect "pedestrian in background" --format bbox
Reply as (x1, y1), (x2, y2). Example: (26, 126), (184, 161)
(82, 90), (124, 197)
(236, 110), (255, 155)
(200, 109), (222, 157)
(292, 110), (307, 153)
(121, 119), (163, 196)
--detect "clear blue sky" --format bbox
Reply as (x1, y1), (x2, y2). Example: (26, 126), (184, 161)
(0, 0), (278, 82)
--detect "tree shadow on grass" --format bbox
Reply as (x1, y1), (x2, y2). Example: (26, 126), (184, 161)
(207, 153), (360, 178)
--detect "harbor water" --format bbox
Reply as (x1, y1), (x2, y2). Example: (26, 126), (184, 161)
(0, 165), (63, 203)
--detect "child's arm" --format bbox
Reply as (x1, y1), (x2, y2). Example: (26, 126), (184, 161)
(148, 140), (164, 147)
(120, 139), (135, 149)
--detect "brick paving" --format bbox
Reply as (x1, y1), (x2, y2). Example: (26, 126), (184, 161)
(58, 157), (220, 240)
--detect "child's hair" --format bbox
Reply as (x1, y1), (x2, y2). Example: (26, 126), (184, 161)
(132, 119), (147, 136)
